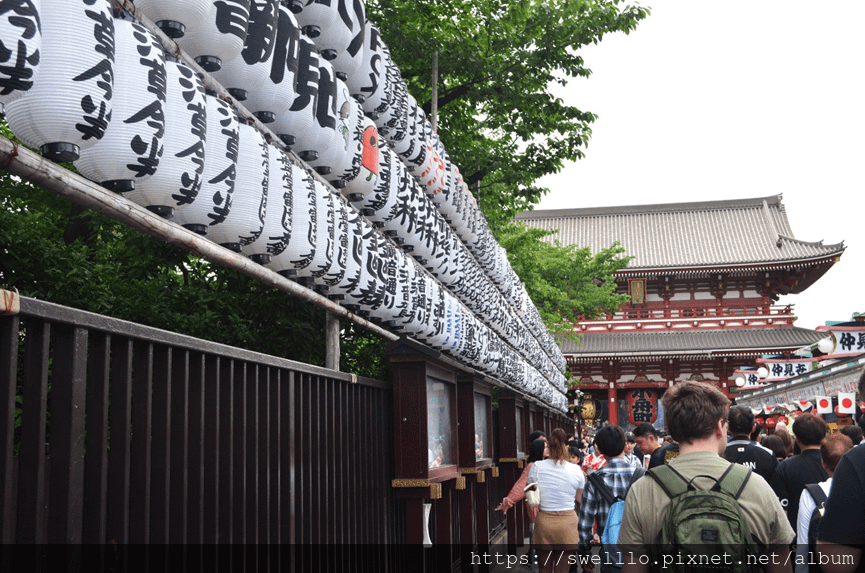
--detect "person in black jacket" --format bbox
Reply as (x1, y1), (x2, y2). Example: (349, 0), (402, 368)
(769, 413), (828, 531)
(724, 404), (779, 482)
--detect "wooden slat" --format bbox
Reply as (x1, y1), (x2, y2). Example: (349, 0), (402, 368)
(232, 361), (246, 544)
(245, 364), (259, 543)
(83, 331), (111, 544)
(169, 348), (190, 543)
(201, 353), (219, 543)
(16, 319), (50, 544)
(149, 345), (172, 543)
(129, 340), (153, 543)
(217, 358), (233, 544)
(0, 314), (19, 544)
(107, 337), (133, 544)
(47, 324), (88, 543)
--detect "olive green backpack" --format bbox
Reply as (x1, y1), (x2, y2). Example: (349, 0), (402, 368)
(647, 463), (762, 573)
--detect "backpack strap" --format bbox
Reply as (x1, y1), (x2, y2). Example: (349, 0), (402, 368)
(588, 470), (619, 505)
(713, 462), (752, 500)
(805, 483), (827, 508)
(647, 464), (691, 500)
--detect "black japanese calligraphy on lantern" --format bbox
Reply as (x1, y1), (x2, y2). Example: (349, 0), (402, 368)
(124, 26), (166, 179)
(241, 0), (277, 66)
(289, 39), (318, 113)
(627, 389), (657, 425)
(207, 103), (239, 226)
(74, 5), (115, 141)
(316, 62), (337, 131)
(171, 66), (206, 206)
(0, 0), (41, 97)
(213, 0), (249, 41)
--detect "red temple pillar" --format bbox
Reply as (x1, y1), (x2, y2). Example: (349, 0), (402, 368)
(607, 384), (618, 426)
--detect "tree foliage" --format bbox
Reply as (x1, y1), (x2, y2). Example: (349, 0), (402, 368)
(367, 0), (649, 224)
(497, 222), (631, 338)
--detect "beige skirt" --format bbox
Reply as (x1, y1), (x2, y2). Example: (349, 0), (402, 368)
(532, 509), (578, 550)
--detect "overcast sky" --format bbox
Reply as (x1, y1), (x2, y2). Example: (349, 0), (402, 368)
(536, 0), (864, 330)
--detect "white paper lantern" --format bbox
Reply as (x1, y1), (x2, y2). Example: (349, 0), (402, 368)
(205, 121), (267, 252)
(210, 0), (278, 104)
(178, 0), (250, 72)
(320, 194), (350, 289)
(244, 144), (291, 264)
(290, 0), (338, 50)
(171, 92), (238, 235)
(329, 206), (366, 297)
(6, 0), (114, 162)
(267, 162), (316, 276)
(132, 0), (210, 39)
(293, 178), (334, 285)
(242, 4), (299, 127)
(344, 229), (387, 312)
(328, 0), (365, 81)
(0, 0), (41, 107)
(295, 53), (340, 175)
(124, 60), (207, 218)
(307, 74), (365, 186)
(352, 23), (389, 117)
(341, 115), (380, 202)
(275, 36), (324, 158)
(295, 0), (362, 78)
(75, 20), (165, 192)
(353, 137), (395, 217)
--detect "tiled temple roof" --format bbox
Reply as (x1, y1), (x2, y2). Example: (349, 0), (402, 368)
(515, 195), (844, 271)
(558, 327), (825, 358)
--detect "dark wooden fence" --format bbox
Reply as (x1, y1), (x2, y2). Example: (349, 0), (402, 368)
(0, 295), (568, 571)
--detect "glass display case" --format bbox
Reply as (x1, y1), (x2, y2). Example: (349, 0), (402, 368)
(427, 378), (454, 468)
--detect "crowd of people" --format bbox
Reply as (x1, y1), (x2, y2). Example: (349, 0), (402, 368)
(493, 373), (865, 573)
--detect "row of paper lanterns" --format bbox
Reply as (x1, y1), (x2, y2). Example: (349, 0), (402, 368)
(0, 0), (567, 408)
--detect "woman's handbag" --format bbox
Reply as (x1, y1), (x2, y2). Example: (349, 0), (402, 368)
(524, 462), (541, 508)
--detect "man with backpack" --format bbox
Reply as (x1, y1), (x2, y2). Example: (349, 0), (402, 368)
(794, 432), (853, 573)
(577, 425), (644, 573)
(618, 380), (794, 573)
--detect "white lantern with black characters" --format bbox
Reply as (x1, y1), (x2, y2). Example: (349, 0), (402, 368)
(6, 0), (114, 162)
(211, 0), (278, 104)
(171, 92), (238, 235)
(275, 35), (321, 159)
(205, 121), (267, 252)
(0, 0), (41, 107)
(244, 145), (291, 264)
(75, 19), (165, 193)
(267, 162), (316, 277)
(242, 4), (299, 127)
(178, 0), (250, 72)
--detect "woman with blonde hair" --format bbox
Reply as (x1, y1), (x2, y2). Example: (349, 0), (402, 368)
(527, 428), (585, 573)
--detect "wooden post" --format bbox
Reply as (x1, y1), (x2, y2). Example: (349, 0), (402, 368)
(325, 312), (340, 371)
(431, 51), (438, 132)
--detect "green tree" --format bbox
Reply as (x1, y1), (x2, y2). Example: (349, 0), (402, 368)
(367, 0), (650, 225)
(497, 222), (631, 338)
